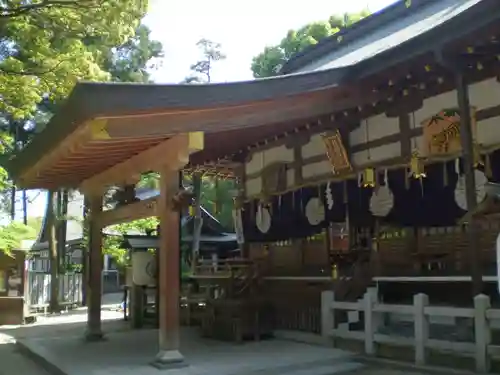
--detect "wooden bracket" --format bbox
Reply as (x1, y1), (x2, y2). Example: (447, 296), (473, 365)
(80, 132), (204, 193)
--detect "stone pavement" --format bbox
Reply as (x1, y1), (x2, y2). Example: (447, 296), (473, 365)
(1, 307), (438, 375)
(16, 326), (365, 375)
(0, 332), (49, 375)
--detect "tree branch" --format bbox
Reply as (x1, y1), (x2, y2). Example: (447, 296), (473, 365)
(1, 0), (98, 18)
(0, 57), (74, 76)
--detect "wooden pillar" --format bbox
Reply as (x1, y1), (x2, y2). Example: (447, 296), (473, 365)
(151, 168), (186, 369)
(456, 72), (482, 296)
(85, 192), (104, 341)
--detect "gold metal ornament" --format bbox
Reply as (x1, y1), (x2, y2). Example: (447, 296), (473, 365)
(362, 168), (376, 188)
(409, 151), (426, 179)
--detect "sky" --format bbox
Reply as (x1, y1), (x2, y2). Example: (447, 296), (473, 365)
(14, 0), (398, 222)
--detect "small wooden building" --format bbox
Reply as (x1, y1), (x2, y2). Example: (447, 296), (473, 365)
(0, 250), (28, 325)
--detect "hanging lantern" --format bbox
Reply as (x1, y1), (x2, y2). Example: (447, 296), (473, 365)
(362, 168), (376, 188)
(188, 205), (195, 216)
(409, 151), (426, 179)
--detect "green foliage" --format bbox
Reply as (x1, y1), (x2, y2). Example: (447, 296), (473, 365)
(0, 0), (148, 118)
(201, 177), (235, 230)
(102, 24), (164, 83)
(104, 218), (159, 269)
(0, 221), (37, 254)
(251, 10), (370, 78)
(0, 0), (154, 215)
(182, 38), (226, 83)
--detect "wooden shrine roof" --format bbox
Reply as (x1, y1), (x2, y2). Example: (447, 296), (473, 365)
(5, 0), (500, 190)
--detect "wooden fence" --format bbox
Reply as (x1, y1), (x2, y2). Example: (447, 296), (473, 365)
(321, 289), (500, 373)
(26, 272), (83, 310)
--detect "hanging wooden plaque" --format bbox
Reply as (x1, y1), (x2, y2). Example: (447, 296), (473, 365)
(421, 107), (477, 157)
(321, 130), (351, 175)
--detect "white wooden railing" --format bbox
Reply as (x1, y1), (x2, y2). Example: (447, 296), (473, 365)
(321, 289), (500, 373)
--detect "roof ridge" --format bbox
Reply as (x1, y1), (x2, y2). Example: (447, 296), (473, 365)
(281, 0), (440, 74)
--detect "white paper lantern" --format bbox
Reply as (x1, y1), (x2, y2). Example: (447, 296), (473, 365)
(455, 169), (487, 211)
(132, 251), (156, 286)
(370, 170), (394, 217)
(305, 197), (325, 226)
(256, 206), (271, 234)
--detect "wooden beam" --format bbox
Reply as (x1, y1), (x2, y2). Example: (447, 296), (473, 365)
(18, 119), (107, 188)
(97, 196), (158, 228)
(81, 132), (204, 193)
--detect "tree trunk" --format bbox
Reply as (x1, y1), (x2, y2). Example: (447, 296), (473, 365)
(48, 190), (60, 313)
(57, 189), (69, 273)
(10, 185), (15, 220)
(22, 189), (27, 225)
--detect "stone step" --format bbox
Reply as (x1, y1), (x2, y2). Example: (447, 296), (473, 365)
(240, 357), (364, 375)
(282, 362), (365, 375)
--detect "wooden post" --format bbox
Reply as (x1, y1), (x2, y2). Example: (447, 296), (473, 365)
(363, 290), (375, 355)
(474, 294), (491, 373)
(151, 168), (186, 369)
(414, 293), (429, 366)
(85, 192), (104, 341)
(455, 69), (483, 297)
(456, 72), (482, 296)
(321, 290), (334, 339)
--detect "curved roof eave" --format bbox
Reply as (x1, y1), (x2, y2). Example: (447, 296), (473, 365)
(6, 66), (349, 178)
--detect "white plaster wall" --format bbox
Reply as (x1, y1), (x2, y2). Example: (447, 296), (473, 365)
(351, 142), (401, 167)
(245, 178), (262, 197)
(286, 168), (295, 188)
(245, 145), (294, 176)
(302, 160), (332, 179)
(477, 116), (500, 147)
(350, 114), (399, 146)
(413, 78), (500, 125)
(301, 134), (325, 158)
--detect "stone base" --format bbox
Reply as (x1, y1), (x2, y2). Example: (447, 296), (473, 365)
(150, 350), (188, 370)
(84, 330), (106, 343)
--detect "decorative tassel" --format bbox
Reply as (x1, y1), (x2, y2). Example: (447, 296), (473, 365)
(343, 181), (348, 204)
(485, 153), (493, 178)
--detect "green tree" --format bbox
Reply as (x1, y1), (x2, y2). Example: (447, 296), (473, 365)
(201, 177), (235, 230)
(251, 10), (370, 78)
(0, 221), (37, 255)
(0, 0), (148, 119)
(0, 0), (150, 215)
(182, 38), (226, 83)
(104, 218), (159, 270)
(101, 24), (164, 83)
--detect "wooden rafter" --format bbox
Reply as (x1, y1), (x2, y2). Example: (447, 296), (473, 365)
(81, 132), (204, 193)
